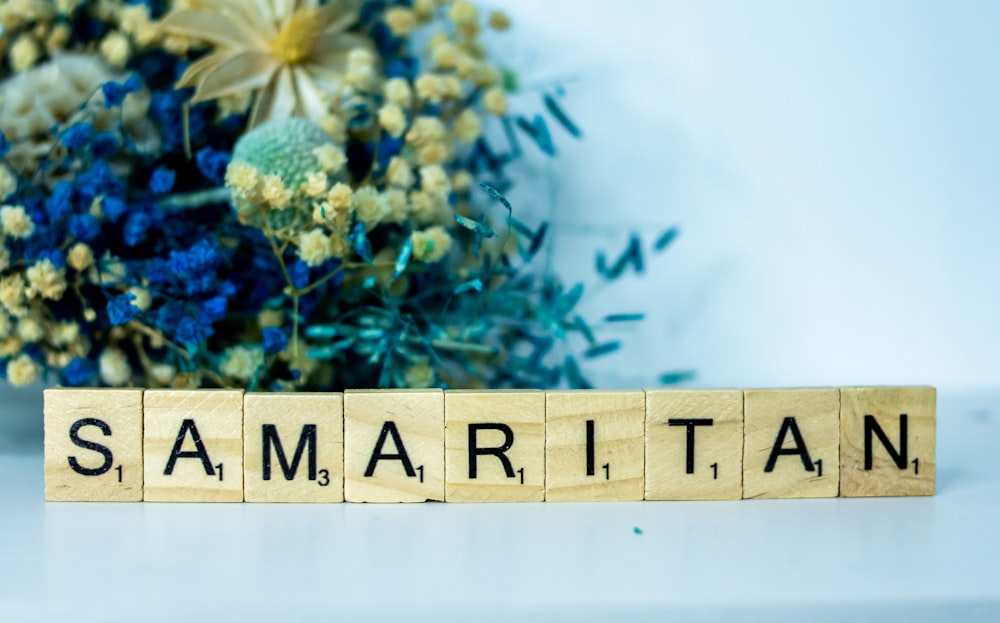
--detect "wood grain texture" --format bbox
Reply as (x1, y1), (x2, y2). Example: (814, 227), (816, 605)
(445, 390), (545, 503)
(840, 386), (935, 497)
(244, 393), (344, 503)
(143, 389), (244, 502)
(44, 388), (144, 502)
(743, 388), (840, 499)
(645, 389), (744, 500)
(344, 389), (444, 503)
(545, 391), (645, 502)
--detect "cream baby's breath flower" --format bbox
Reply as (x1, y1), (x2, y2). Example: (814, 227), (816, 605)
(220, 345), (264, 381)
(452, 108), (481, 143)
(6, 354), (39, 386)
(384, 7), (416, 36)
(483, 87), (507, 116)
(297, 228), (336, 266)
(326, 182), (353, 209)
(410, 226), (452, 263)
(1, 205), (34, 238)
(378, 103), (406, 137)
(303, 171), (329, 198)
(313, 144), (347, 174)
(386, 156), (415, 188)
(67, 242), (94, 271)
(25, 259), (67, 300)
(383, 78), (412, 107)
(99, 347), (131, 386)
(260, 174), (292, 209)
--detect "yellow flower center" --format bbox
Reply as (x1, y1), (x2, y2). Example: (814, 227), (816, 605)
(268, 6), (324, 65)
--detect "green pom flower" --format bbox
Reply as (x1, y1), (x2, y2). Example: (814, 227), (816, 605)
(231, 117), (338, 191)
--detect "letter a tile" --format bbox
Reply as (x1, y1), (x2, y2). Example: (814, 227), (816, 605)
(143, 390), (244, 502)
(244, 393), (344, 503)
(44, 389), (144, 502)
(743, 388), (840, 499)
(545, 391), (645, 502)
(840, 386), (935, 497)
(445, 390), (545, 502)
(344, 389), (444, 503)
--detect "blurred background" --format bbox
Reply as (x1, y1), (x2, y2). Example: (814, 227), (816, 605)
(500, 0), (1000, 390)
(3, 0), (999, 449)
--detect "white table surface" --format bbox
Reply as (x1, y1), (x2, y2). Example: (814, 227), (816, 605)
(1, 389), (998, 622)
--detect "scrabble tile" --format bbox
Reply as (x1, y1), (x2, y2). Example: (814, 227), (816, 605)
(344, 389), (444, 503)
(445, 390), (545, 503)
(743, 388), (840, 499)
(143, 389), (244, 502)
(44, 389), (144, 502)
(545, 390), (645, 502)
(244, 393), (344, 503)
(840, 386), (935, 497)
(644, 389), (743, 500)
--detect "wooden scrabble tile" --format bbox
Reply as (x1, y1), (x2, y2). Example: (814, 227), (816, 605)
(344, 389), (444, 503)
(244, 393), (344, 503)
(545, 390), (645, 502)
(644, 389), (743, 500)
(445, 390), (545, 503)
(840, 386), (935, 497)
(143, 389), (244, 502)
(44, 389), (144, 502)
(743, 388), (840, 499)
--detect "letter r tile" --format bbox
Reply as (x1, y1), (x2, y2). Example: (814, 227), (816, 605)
(445, 390), (545, 502)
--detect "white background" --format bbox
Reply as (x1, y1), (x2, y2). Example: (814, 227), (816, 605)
(495, 0), (1000, 390)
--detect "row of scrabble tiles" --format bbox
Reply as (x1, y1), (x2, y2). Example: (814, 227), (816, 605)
(43, 386), (936, 503)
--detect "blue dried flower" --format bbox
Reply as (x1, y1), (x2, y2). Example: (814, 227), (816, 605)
(174, 316), (209, 347)
(123, 210), (152, 246)
(198, 296), (227, 323)
(101, 75), (140, 108)
(107, 294), (139, 326)
(289, 260), (311, 289)
(63, 358), (96, 386)
(148, 167), (175, 194)
(0, 130), (8, 156)
(262, 327), (287, 355)
(102, 196), (127, 221)
(44, 181), (75, 222)
(69, 214), (101, 241)
(91, 132), (120, 158)
(61, 122), (94, 150)
(195, 147), (230, 183)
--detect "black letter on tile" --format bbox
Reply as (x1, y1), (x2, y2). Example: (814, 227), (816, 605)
(262, 424), (317, 481)
(67, 417), (113, 476)
(468, 423), (515, 479)
(164, 419), (215, 476)
(764, 417), (814, 473)
(586, 419), (596, 476)
(864, 414), (908, 470)
(364, 421), (416, 477)
(668, 418), (714, 474)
